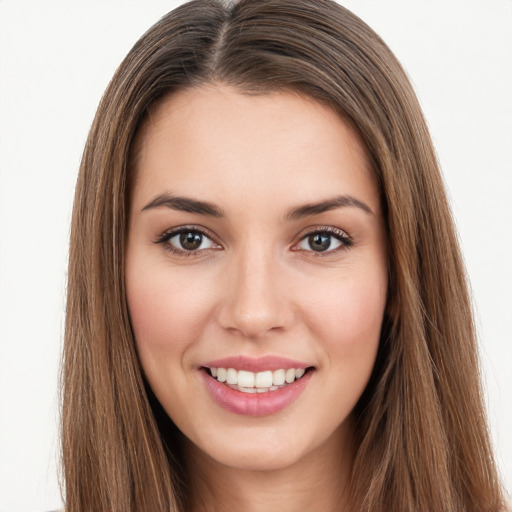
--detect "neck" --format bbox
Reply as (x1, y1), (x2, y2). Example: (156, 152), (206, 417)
(183, 420), (355, 512)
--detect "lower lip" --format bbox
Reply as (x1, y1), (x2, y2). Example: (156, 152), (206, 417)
(199, 369), (313, 416)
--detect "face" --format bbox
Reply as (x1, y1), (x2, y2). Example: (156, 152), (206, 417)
(126, 84), (388, 472)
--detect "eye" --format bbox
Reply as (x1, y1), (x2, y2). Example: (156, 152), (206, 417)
(294, 228), (352, 253)
(155, 227), (220, 255)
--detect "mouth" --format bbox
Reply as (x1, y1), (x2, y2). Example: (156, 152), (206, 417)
(198, 358), (315, 416)
(203, 366), (313, 394)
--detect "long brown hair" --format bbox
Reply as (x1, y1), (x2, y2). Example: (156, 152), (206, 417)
(62, 1), (507, 510)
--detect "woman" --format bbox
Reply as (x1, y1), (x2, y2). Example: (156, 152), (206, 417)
(62, 0), (508, 510)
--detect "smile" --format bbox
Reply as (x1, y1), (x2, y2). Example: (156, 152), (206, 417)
(206, 367), (307, 393)
(199, 357), (314, 416)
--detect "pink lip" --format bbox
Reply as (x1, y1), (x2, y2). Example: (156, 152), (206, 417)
(201, 355), (310, 372)
(198, 367), (313, 416)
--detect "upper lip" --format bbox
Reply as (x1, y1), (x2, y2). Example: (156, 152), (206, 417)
(201, 355), (312, 373)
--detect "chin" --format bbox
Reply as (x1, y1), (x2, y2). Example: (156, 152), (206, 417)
(183, 417), (348, 474)
(201, 440), (307, 472)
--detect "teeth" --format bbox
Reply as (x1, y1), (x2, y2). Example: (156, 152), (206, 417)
(238, 386), (257, 393)
(208, 366), (308, 393)
(272, 369), (285, 386)
(255, 370), (273, 388)
(285, 368), (295, 383)
(238, 370), (255, 388)
(226, 368), (238, 385)
(217, 367), (227, 383)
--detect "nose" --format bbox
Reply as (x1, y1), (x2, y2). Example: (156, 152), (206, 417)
(217, 247), (295, 339)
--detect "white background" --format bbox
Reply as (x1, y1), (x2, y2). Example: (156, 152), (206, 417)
(0, 1), (511, 511)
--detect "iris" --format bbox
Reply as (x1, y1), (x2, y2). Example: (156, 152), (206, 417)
(308, 233), (331, 252)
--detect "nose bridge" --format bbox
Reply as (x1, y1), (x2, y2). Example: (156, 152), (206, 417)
(218, 239), (292, 338)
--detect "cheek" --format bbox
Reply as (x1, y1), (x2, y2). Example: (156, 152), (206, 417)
(125, 257), (216, 360)
(301, 269), (387, 427)
(302, 266), (387, 362)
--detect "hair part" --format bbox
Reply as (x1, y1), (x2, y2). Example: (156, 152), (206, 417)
(62, 1), (506, 510)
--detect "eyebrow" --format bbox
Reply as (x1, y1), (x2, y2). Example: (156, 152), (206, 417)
(141, 193), (225, 217)
(286, 195), (373, 219)
(141, 192), (373, 219)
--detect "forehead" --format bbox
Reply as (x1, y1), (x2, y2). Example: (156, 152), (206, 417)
(130, 84), (379, 214)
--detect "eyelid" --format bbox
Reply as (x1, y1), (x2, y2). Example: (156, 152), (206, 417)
(153, 224), (352, 257)
(154, 225), (223, 255)
(291, 226), (353, 253)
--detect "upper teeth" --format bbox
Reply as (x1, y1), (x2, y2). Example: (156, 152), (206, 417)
(210, 367), (306, 389)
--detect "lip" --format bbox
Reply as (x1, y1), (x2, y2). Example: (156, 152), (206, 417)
(201, 355), (310, 372)
(198, 365), (314, 416)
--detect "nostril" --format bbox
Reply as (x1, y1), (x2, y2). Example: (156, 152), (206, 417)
(216, 277), (295, 339)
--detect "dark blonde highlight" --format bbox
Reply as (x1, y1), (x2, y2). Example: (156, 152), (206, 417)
(62, 1), (507, 510)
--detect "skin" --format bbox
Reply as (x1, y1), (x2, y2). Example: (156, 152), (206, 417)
(125, 84), (388, 512)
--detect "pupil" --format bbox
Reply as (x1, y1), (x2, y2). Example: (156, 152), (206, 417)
(309, 233), (331, 252)
(180, 232), (202, 250)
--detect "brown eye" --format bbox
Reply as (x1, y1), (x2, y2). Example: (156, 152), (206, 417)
(295, 228), (351, 254)
(159, 228), (219, 254)
(180, 231), (203, 251)
(307, 233), (331, 252)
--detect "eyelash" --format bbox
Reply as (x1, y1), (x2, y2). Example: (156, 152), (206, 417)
(154, 225), (353, 257)
(154, 226), (219, 257)
(293, 226), (353, 255)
